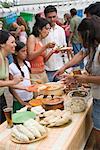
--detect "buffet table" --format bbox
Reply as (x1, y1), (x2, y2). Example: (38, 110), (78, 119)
(0, 98), (93, 150)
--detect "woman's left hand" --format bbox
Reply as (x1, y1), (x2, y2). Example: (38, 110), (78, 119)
(61, 74), (76, 85)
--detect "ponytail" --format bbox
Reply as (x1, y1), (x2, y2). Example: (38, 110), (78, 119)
(13, 54), (24, 77)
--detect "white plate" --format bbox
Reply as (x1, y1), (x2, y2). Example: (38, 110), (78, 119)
(59, 47), (72, 51)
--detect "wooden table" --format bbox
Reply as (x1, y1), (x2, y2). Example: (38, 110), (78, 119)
(0, 98), (93, 150)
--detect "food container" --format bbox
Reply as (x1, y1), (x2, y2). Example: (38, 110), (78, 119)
(72, 66), (81, 75)
(64, 97), (86, 113)
(39, 82), (65, 96)
(64, 87), (77, 95)
(42, 98), (64, 110)
(45, 87), (64, 96)
(67, 90), (90, 101)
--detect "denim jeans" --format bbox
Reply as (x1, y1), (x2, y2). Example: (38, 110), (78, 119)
(46, 70), (59, 82)
(92, 98), (100, 130)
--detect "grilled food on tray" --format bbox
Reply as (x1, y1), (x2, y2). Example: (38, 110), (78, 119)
(39, 109), (72, 127)
(11, 119), (47, 143)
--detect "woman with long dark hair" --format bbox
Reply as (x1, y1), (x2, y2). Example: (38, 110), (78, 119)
(55, 15), (100, 148)
(9, 41), (33, 113)
(27, 16), (57, 83)
(0, 30), (23, 123)
(75, 15), (100, 149)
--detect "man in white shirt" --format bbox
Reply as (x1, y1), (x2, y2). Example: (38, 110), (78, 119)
(42, 5), (68, 82)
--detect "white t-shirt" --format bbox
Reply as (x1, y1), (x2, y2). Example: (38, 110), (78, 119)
(9, 61), (33, 101)
(42, 24), (68, 71)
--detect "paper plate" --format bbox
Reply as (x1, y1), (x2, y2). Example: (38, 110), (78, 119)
(59, 47), (72, 51)
(27, 84), (48, 92)
(12, 111), (36, 124)
(27, 84), (39, 92)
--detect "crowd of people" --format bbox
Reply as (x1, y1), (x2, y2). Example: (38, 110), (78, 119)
(0, 2), (100, 149)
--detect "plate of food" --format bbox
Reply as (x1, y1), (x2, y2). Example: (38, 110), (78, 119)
(11, 131), (47, 144)
(27, 84), (48, 92)
(29, 98), (45, 107)
(27, 84), (39, 92)
(59, 46), (73, 51)
(39, 109), (72, 127)
(11, 121), (48, 144)
(54, 45), (72, 51)
(11, 132), (47, 144)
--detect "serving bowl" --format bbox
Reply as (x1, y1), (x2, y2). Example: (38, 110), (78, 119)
(39, 82), (65, 96)
(67, 90), (90, 101)
(64, 97), (86, 113)
(42, 97), (64, 110)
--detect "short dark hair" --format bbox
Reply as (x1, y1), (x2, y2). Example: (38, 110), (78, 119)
(64, 13), (70, 18)
(44, 5), (57, 17)
(84, 2), (100, 17)
(70, 8), (77, 16)
(32, 17), (50, 37)
(0, 30), (10, 44)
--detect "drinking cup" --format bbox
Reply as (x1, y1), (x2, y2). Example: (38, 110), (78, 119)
(3, 107), (13, 128)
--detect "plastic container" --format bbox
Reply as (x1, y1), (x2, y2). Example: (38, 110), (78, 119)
(72, 66), (81, 75)
(64, 97), (86, 113)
